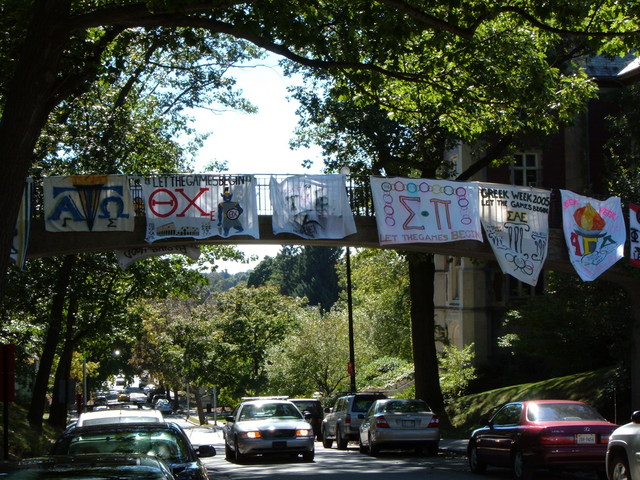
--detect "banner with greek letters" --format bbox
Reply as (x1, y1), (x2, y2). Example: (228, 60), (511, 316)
(630, 203), (640, 267)
(115, 245), (201, 270)
(370, 177), (482, 245)
(270, 175), (356, 239)
(10, 179), (32, 270)
(560, 190), (625, 281)
(478, 183), (550, 286)
(44, 175), (134, 232)
(136, 174), (259, 243)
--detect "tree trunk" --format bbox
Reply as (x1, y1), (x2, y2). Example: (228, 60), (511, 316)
(27, 255), (76, 431)
(48, 336), (75, 430)
(194, 387), (207, 425)
(0, 1), (71, 300)
(407, 252), (450, 427)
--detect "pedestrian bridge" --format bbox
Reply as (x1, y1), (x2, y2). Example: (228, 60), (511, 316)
(25, 174), (635, 287)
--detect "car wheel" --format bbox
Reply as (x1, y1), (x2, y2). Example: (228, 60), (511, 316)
(359, 436), (367, 454)
(425, 442), (439, 457)
(322, 428), (333, 449)
(336, 426), (348, 450)
(368, 433), (379, 456)
(302, 449), (315, 462)
(234, 437), (245, 463)
(512, 449), (532, 480)
(224, 441), (233, 462)
(468, 442), (486, 474)
(609, 454), (630, 480)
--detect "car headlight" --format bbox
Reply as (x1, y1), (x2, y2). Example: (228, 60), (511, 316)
(239, 431), (261, 439)
(296, 429), (312, 437)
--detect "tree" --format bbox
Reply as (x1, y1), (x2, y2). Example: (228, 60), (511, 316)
(2, 1), (639, 295)
(249, 246), (341, 311)
(1, 0), (639, 419)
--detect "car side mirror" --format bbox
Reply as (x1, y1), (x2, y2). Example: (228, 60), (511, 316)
(304, 412), (312, 421)
(226, 415), (235, 423)
(195, 445), (216, 457)
(324, 407), (332, 414)
(631, 411), (640, 424)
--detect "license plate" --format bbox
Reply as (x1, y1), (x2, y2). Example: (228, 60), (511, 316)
(576, 433), (596, 444)
(402, 420), (416, 428)
(273, 441), (287, 448)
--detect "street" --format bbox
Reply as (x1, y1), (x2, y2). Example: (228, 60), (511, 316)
(174, 418), (605, 480)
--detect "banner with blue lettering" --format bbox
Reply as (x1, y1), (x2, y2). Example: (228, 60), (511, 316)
(630, 203), (640, 268)
(560, 190), (625, 281)
(136, 174), (259, 243)
(478, 183), (550, 286)
(44, 175), (134, 232)
(270, 175), (356, 239)
(370, 177), (482, 245)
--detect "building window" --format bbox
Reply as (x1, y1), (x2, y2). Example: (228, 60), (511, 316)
(511, 153), (541, 187)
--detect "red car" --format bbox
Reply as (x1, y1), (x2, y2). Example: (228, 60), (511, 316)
(468, 400), (617, 480)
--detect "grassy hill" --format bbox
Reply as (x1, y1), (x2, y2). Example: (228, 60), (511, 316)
(445, 367), (625, 437)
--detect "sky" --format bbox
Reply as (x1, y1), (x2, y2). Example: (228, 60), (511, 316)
(191, 58), (324, 273)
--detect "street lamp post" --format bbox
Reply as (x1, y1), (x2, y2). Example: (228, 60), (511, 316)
(346, 247), (356, 393)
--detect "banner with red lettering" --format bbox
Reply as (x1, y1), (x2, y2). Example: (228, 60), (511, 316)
(44, 175), (134, 232)
(136, 174), (259, 243)
(270, 174), (356, 239)
(630, 203), (640, 267)
(560, 190), (625, 281)
(370, 176), (482, 245)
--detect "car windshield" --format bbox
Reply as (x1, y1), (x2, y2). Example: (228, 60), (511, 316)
(527, 402), (606, 422)
(58, 430), (190, 463)
(352, 397), (379, 413)
(239, 403), (302, 421)
(380, 400), (430, 414)
(292, 401), (321, 414)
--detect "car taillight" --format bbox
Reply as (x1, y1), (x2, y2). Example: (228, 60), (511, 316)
(375, 416), (390, 428)
(428, 415), (440, 428)
(540, 435), (575, 445)
(345, 414), (351, 424)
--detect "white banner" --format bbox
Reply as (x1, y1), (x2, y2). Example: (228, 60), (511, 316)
(560, 190), (625, 281)
(478, 183), (550, 286)
(115, 245), (201, 269)
(44, 175), (134, 232)
(137, 174), (259, 243)
(630, 203), (640, 268)
(370, 177), (482, 245)
(270, 175), (356, 239)
(10, 179), (32, 270)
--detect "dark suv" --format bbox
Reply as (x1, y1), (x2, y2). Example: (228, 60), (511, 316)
(290, 398), (324, 441)
(321, 393), (387, 449)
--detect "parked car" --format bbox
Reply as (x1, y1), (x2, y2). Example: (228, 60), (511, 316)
(468, 399), (617, 480)
(358, 398), (440, 456)
(125, 387), (148, 404)
(50, 422), (216, 480)
(606, 410), (640, 480)
(224, 398), (315, 462)
(155, 398), (174, 415)
(322, 392), (387, 449)
(7, 453), (175, 479)
(290, 398), (324, 441)
(75, 408), (164, 427)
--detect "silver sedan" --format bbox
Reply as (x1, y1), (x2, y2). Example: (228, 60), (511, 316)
(224, 399), (315, 462)
(359, 398), (440, 456)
